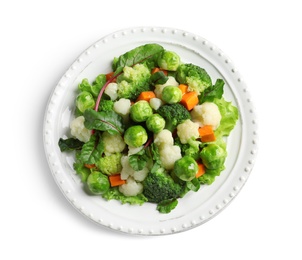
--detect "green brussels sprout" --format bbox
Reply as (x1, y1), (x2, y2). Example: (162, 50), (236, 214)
(87, 171), (110, 194)
(200, 144), (227, 169)
(146, 114), (166, 134)
(124, 125), (148, 147)
(76, 91), (95, 113)
(130, 100), (153, 122)
(161, 86), (182, 104)
(158, 50), (181, 71)
(173, 156), (198, 181)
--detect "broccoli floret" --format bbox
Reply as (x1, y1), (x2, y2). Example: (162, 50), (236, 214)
(175, 138), (201, 160)
(176, 63), (212, 94)
(157, 103), (191, 132)
(142, 167), (184, 203)
(116, 64), (151, 100)
(96, 153), (122, 175)
(98, 99), (114, 112)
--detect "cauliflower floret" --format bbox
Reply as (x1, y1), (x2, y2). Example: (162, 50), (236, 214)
(128, 146), (143, 156)
(159, 144), (182, 170)
(149, 97), (163, 110)
(70, 116), (91, 142)
(177, 119), (199, 144)
(104, 82), (118, 100)
(120, 155), (149, 182)
(102, 131), (126, 155)
(133, 167), (149, 182)
(113, 98), (131, 115)
(119, 177), (143, 197)
(154, 129), (174, 148)
(191, 102), (221, 130)
(154, 76), (179, 99)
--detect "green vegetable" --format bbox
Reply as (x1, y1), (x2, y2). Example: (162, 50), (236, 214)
(78, 74), (107, 98)
(176, 63), (212, 94)
(198, 166), (225, 185)
(157, 103), (191, 132)
(157, 50), (181, 71)
(146, 114), (166, 134)
(117, 64), (151, 100)
(83, 109), (124, 135)
(129, 148), (150, 171)
(200, 143), (227, 169)
(102, 187), (148, 205)
(175, 138), (201, 160)
(114, 43), (164, 74)
(96, 153), (122, 175)
(156, 199), (178, 214)
(130, 100), (153, 122)
(58, 138), (84, 152)
(142, 167), (185, 203)
(79, 133), (104, 164)
(150, 71), (169, 85)
(73, 154), (90, 182)
(199, 79), (224, 104)
(124, 125), (148, 147)
(174, 156), (198, 181)
(98, 99), (114, 112)
(213, 98), (239, 138)
(76, 91), (95, 113)
(161, 86), (182, 104)
(87, 171), (110, 194)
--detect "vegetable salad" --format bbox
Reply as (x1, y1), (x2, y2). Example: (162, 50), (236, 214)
(58, 44), (239, 213)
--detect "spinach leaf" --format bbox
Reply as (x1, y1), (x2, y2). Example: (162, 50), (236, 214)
(58, 138), (84, 152)
(199, 78), (224, 103)
(129, 149), (149, 171)
(150, 71), (169, 85)
(114, 43), (164, 74)
(79, 133), (104, 164)
(83, 109), (124, 135)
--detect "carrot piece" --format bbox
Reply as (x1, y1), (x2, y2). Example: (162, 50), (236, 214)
(178, 84), (188, 95)
(136, 91), (156, 102)
(106, 72), (116, 82)
(196, 163), (206, 178)
(151, 67), (168, 76)
(109, 174), (126, 187)
(180, 91), (199, 110)
(198, 125), (216, 142)
(84, 163), (96, 169)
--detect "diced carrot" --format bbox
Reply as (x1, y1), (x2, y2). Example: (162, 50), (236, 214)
(136, 91), (156, 102)
(180, 91), (199, 110)
(84, 164), (96, 169)
(106, 72), (116, 82)
(151, 67), (168, 76)
(198, 125), (216, 142)
(178, 84), (188, 95)
(196, 163), (206, 178)
(109, 174), (126, 187)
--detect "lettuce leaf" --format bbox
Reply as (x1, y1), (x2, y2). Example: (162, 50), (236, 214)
(213, 98), (239, 138)
(102, 187), (148, 205)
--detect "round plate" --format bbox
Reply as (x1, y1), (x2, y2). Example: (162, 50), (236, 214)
(43, 27), (258, 235)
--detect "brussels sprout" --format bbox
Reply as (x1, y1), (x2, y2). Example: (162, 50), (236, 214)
(124, 125), (148, 147)
(161, 86), (182, 104)
(130, 100), (153, 122)
(173, 156), (198, 181)
(158, 50), (181, 71)
(146, 114), (166, 134)
(200, 143), (227, 169)
(76, 91), (95, 113)
(87, 171), (110, 194)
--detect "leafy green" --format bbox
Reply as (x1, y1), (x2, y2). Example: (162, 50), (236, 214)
(83, 109), (124, 135)
(102, 187), (148, 205)
(58, 138), (84, 152)
(186, 178), (200, 192)
(129, 149), (149, 171)
(114, 43), (164, 74)
(79, 133), (104, 164)
(157, 199), (178, 214)
(198, 166), (225, 185)
(213, 98), (239, 138)
(150, 71), (169, 85)
(199, 78), (224, 103)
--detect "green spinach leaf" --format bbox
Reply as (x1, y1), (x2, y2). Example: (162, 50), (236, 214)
(79, 133), (104, 164)
(199, 78), (224, 103)
(58, 138), (84, 152)
(150, 71), (169, 85)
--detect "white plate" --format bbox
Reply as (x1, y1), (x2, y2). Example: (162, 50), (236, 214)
(43, 27), (258, 235)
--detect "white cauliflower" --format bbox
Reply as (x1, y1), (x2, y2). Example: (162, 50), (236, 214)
(119, 177), (143, 197)
(104, 82), (118, 100)
(113, 98), (131, 116)
(133, 167), (149, 182)
(149, 97), (163, 110)
(70, 116), (91, 142)
(154, 76), (179, 99)
(177, 119), (199, 144)
(127, 146), (143, 156)
(191, 102), (221, 130)
(102, 131), (126, 155)
(159, 144), (182, 170)
(120, 155), (148, 182)
(154, 129), (174, 148)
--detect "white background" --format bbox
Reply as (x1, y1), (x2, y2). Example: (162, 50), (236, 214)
(1, 0), (301, 259)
